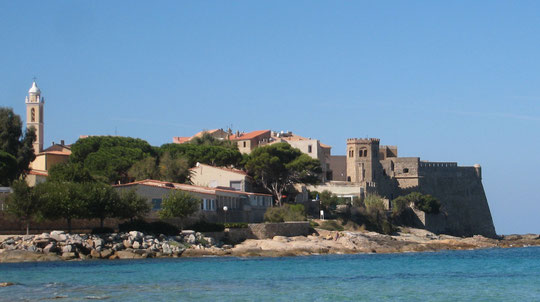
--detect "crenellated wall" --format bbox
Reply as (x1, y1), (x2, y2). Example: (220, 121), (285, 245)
(342, 137), (497, 237)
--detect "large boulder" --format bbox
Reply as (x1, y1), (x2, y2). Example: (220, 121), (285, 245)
(129, 231), (143, 241)
(50, 231), (67, 242)
(0, 250), (60, 263)
(115, 250), (145, 259)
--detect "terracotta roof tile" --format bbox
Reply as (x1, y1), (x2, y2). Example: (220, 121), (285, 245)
(113, 179), (271, 197)
(229, 130), (271, 141)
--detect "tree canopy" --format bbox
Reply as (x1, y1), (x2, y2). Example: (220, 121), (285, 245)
(245, 142), (321, 206)
(159, 190), (200, 220)
(189, 131), (237, 149)
(70, 136), (156, 184)
(160, 143), (243, 168)
(48, 162), (95, 183)
(5, 180), (42, 234)
(0, 107), (36, 184)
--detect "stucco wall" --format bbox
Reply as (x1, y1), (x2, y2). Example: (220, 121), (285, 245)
(190, 164), (250, 191)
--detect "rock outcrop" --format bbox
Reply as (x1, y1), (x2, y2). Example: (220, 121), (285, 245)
(1, 228), (539, 262)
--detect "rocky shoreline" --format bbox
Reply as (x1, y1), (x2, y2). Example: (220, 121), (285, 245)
(1, 228), (539, 263)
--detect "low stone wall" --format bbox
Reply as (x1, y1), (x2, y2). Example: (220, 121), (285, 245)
(203, 222), (311, 244)
(249, 222), (310, 239)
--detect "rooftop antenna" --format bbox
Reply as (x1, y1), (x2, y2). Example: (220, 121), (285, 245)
(115, 127), (118, 136)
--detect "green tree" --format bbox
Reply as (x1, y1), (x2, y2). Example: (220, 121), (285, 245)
(319, 190), (339, 212)
(158, 152), (191, 183)
(0, 151), (18, 186)
(160, 143), (243, 167)
(159, 190), (200, 221)
(48, 162), (95, 183)
(396, 192), (441, 215)
(70, 136), (155, 184)
(190, 132), (237, 149)
(0, 107), (36, 183)
(116, 189), (151, 221)
(84, 182), (121, 228)
(5, 180), (42, 235)
(245, 143), (321, 206)
(37, 181), (86, 233)
(128, 156), (160, 180)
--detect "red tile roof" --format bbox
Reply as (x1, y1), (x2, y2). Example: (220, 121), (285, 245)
(40, 150), (71, 156)
(173, 129), (224, 144)
(229, 130), (271, 141)
(28, 170), (48, 176)
(173, 137), (191, 144)
(190, 163), (248, 176)
(113, 179), (272, 196)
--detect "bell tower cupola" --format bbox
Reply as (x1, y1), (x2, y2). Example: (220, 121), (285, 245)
(25, 80), (44, 154)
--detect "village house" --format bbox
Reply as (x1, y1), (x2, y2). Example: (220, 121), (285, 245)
(113, 179), (273, 223)
(269, 131), (332, 182)
(172, 128), (229, 144)
(190, 162), (253, 192)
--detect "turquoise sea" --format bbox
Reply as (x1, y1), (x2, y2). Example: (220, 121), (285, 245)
(1, 247), (540, 301)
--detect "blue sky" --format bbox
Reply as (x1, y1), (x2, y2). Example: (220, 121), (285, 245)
(1, 1), (539, 234)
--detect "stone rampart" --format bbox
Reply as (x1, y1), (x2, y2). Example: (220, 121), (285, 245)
(418, 167), (496, 237)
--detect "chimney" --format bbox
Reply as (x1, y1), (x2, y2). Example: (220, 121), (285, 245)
(61, 140), (65, 145)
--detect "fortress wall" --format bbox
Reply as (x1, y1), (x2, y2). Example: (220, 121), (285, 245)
(418, 166), (496, 237)
(393, 158), (420, 177)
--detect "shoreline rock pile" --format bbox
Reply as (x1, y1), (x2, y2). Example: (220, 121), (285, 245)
(0, 230), (222, 261)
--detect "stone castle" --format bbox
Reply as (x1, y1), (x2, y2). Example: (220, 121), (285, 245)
(311, 138), (496, 237)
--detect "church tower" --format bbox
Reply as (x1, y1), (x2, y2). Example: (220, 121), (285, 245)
(25, 80), (44, 154)
(346, 138), (380, 183)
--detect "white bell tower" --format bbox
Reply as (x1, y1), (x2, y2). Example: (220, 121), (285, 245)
(25, 80), (44, 154)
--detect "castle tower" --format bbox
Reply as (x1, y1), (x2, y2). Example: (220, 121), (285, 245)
(25, 80), (44, 154)
(346, 138), (380, 183)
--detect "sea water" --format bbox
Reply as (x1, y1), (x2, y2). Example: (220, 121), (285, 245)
(1, 247), (540, 301)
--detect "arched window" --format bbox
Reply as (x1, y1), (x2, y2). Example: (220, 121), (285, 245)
(364, 149), (368, 157)
(31, 108), (35, 122)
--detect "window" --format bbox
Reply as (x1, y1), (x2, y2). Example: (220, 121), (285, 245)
(308, 145), (312, 153)
(202, 199), (216, 211)
(31, 108), (35, 122)
(151, 198), (162, 210)
(243, 141), (247, 148)
(349, 150), (354, 158)
(403, 168), (409, 173)
(364, 149), (368, 157)
(230, 181), (242, 191)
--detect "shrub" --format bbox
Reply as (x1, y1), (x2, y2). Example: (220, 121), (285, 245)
(149, 221), (180, 235)
(347, 207), (396, 235)
(224, 222), (248, 229)
(394, 192), (441, 215)
(187, 221), (225, 232)
(263, 204), (306, 223)
(319, 220), (344, 231)
(391, 196), (410, 216)
(309, 220), (319, 228)
(414, 194), (440, 214)
(364, 194), (386, 213)
(91, 227), (115, 234)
